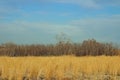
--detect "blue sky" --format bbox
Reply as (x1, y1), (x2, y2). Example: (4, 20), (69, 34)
(0, 0), (120, 44)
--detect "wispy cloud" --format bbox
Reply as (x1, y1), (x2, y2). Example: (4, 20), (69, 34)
(0, 20), (82, 44)
(59, 12), (72, 16)
(45, 0), (120, 8)
(0, 0), (120, 19)
(1, 0), (120, 9)
(1, 14), (120, 43)
(70, 14), (120, 42)
(52, 0), (100, 8)
(0, 20), (81, 36)
(0, 0), (120, 44)
(71, 14), (120, 27)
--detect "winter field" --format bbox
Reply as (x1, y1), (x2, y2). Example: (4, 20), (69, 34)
(0, 56), (120, 80)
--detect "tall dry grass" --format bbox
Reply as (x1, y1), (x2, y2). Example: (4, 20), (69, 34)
(0, 56), (120, 80)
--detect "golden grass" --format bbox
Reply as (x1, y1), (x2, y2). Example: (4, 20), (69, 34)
(0, 56), (120, 80)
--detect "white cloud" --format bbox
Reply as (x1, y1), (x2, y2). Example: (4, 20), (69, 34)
(1, 14), (120, 43)
(70, 14), (120, 42)
(0, 20), (82, 36)
(1, 0), (120, 10)
(45, 0), (120, 8)
(59, 12), (72, 16)
(0, 0), (120, 18)
(1, 14), (120, 36)
(48, 0), (100, 8)
(71, 14), (120, 24)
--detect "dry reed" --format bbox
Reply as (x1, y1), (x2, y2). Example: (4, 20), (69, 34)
(0, 56), (120, 80)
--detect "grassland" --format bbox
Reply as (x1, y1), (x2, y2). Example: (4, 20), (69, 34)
(0, 56), (120, 80)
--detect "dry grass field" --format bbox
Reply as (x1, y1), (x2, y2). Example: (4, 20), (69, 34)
(0, 56), (120, 80)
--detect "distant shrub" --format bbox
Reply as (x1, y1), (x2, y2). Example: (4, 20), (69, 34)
(0, 39), (119, 56)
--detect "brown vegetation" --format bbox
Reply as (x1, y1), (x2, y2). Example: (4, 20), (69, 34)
(0, 39), (119, 56)
(0, 56), (120, 80)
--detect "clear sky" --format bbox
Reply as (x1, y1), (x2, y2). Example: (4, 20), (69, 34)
(0, 0), (120, 44)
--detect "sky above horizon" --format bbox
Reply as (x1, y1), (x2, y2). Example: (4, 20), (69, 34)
(0, 0), (120, 44)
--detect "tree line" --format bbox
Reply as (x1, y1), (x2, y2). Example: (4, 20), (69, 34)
(0, 39), (119, 56)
